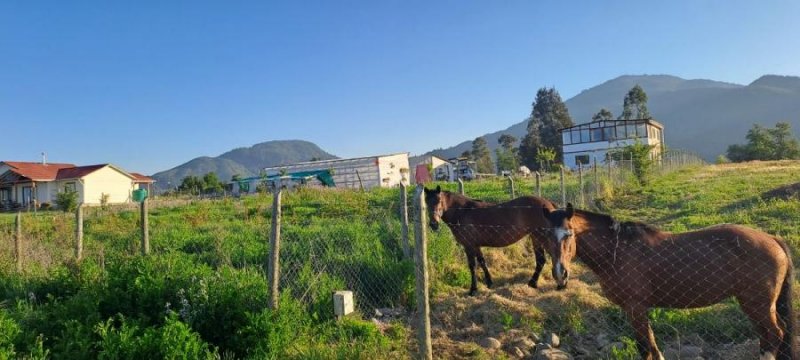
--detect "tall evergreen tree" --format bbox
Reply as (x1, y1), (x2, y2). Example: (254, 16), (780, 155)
(471, 136), (494, 174)
(592, 108), (614, 121)
(727, 122), (800, 161)
(620, 85), (650, 120)
(519, 87), (574, 169)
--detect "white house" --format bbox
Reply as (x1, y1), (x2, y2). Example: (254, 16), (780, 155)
(409, 155), (450, 184)
(0, 161), (155, 209)
(263, 153), (410, 190)
(559, 119), (665, 169)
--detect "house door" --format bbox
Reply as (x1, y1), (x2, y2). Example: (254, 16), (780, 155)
(22, 186), (32, 205)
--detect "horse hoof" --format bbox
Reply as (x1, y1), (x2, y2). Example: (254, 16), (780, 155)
(485, 281), (493, 289)
(468, 289), (477, 296)
(527, 281), (538, 289)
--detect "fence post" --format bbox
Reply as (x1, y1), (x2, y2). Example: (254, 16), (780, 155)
(507, 176), (515, 199)
(535, 172), (541, 197)
(413, 185), (433, 360)
(594, 157), (599, 199)
(607, 157), (612, 184)
(400, 182), (411, 259)
(560, 165), (566, 206)
(578, 164), (584, 207)
(14, 212), (21, 272)
(457, 178), (464, 195)
(268, 187), (283, 310)
(75, 204), (84, 261)
(140, 198), (150, 255)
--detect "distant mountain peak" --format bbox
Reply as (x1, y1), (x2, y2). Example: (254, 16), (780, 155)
(749, 75), (800, 91)
(151, 139), (336, 190)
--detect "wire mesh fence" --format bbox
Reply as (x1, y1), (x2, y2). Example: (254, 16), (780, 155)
(418, 201), (794, 359)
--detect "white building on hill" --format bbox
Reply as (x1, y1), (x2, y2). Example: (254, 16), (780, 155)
(559, 119), (665, 169)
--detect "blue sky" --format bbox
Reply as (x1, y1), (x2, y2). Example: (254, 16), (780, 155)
(2, 1), (799, 174)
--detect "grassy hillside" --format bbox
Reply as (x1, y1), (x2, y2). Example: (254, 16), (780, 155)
(0, 161), (798, 359)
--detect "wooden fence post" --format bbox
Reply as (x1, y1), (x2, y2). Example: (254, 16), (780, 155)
(14, 212), (21, 272)
(457, 178), (464, 195)
(75, 204), (84, 261)
(578, 164), (584, 207)
(268, 187), (283, 310)
(535, 171), (541, 197)
(507, 176), (515, 199)
(140, 198), (150, 255)
(594, 157), (599, 199)
(414, 185), (433, 360)
(560, 166), (566, 206)
(400, 182), (411, 259)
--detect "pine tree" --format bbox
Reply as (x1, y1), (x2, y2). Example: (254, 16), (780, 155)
(592, 108), (614, 121)
(519, 87), (574, 169)
(495, 134), (519, 173)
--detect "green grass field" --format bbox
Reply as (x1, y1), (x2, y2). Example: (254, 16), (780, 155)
(0, 160), (798, 359)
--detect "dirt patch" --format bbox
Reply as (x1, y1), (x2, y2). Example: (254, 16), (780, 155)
(426, 244), (764, 359)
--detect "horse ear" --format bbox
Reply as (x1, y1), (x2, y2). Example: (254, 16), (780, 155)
(436, 185), (441, 193)
(566, 203), (574, 219)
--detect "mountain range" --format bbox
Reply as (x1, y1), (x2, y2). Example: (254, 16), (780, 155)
(151, 140), (336, 190)
(427, 74), (800, 162)
(151, 74), (800, 188)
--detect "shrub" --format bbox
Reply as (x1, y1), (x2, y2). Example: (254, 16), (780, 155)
(55, 190), (79, 212)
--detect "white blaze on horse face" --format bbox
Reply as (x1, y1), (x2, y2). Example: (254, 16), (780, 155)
(555, 228), (570, 243)
(759, 352), (775, 360)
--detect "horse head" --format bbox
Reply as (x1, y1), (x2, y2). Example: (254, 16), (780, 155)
(541, 203), (577, 290)
(423, 185), (445, 231)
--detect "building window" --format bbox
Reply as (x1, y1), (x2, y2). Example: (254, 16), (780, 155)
(562, 132), (571, 145)
(637, 124), (647, 137)
(580, 129), (590, 143)
(616, 124), (627, 139)
(575, 155), (590, 165)
(65, 182), (76, 192)
(604, 127), (615, 141)
(571, 130), (580, 143)
(591, 128), (603, 142)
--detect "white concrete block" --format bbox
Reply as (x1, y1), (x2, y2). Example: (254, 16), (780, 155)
(333, 290), (354, 317)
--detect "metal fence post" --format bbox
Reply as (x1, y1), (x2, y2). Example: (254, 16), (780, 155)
(457, 178), (464, 195)
(268, 187), (283, 310)
(140, 198), (149, 255)
(414, 185), (432, 360)
(535, 172), (541, 197)
(76, 204), (84, 261)
(400, 182), (411, 259)
(14, 212), (21, 272)
(507, 176), (515, 199)
(560, 165), (566, 206)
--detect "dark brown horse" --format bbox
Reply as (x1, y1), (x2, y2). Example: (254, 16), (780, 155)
(541, 203), (797, 360)
(424, 186), (556, 296)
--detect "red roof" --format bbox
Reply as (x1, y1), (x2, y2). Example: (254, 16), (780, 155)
(1, 161), (76, 181)
(130, 172), (155, 183)
(56, 164), (109, 180)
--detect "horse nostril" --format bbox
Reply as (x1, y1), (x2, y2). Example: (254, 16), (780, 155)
(563, 269), (569, 279)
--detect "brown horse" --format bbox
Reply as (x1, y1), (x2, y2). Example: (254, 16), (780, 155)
(540, 203), (797, 360)
(424, 186), (556, 296)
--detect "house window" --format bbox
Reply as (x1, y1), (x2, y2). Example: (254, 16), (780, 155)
(575, 155), (590, 165)
(571, 130), (580, 144)
(626, 124), (637, 138)
(616, 125), (627, 139)
(580, 129), (590, 143)
(65, 182), (76, 192)
(637, 124), (647, 137)
(591, 128), (603, 142)
(604, 127), (615, 141)
(562, 132), (571, 145)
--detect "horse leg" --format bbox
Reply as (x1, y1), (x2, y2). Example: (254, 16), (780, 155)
(738, 297), (783, 359)
(476, 248), (493, 289)
(528, 243), (546, 288)
(623, 303), (663, 360)
(465, 249), (478, 296)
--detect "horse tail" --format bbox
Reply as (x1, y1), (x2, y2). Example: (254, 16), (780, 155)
(776, 237), (797, 360)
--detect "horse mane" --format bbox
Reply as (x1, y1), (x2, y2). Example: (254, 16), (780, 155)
(442, 190), (494, 208)
(575, 209), (663, 240)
